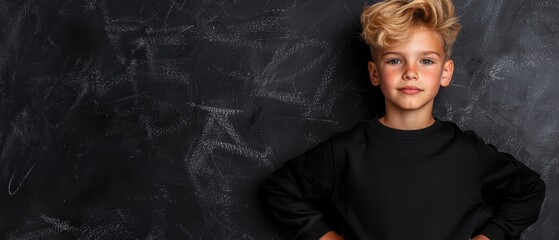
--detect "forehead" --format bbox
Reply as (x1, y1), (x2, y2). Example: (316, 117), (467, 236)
(373, 27), (445, 59)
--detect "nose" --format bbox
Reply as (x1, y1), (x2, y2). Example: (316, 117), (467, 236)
(403, 64), (418, 80)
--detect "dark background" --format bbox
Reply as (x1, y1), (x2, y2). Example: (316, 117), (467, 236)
(0, 0), (557, 239)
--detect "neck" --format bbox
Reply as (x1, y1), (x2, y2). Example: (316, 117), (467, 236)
(380, 105), (435, 130)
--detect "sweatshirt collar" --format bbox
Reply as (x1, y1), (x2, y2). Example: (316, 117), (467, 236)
(368, 118), (446, 143)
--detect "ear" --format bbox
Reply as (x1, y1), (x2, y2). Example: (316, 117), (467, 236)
(368, 61), (380, 86)
(440, 59), (454, 87)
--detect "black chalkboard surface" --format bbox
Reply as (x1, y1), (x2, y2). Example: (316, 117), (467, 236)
(0, 0), (557, 239)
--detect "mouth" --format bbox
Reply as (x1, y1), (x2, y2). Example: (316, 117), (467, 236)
(398, 86), (423, 95)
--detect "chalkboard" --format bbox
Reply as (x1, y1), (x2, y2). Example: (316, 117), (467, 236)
(0, 0), (557, 239)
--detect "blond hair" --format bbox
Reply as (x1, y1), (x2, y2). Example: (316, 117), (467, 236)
(361, 0), (461, 59)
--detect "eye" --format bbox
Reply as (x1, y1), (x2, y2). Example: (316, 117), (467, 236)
(420, 59), (434, 65)
(387, 59), (402, 65)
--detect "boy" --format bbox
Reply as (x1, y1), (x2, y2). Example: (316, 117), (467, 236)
(262, 0), (546, 239)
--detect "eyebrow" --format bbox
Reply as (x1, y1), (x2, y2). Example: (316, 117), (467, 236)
(382, 51), (441, 57)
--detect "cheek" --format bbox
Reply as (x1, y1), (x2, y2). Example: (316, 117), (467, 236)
(379, 69), (399, 83)
(422, 68), (444, 82)
(431, 68), (443, 76)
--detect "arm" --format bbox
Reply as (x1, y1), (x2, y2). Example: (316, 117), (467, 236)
(477, 141), (546, 240)
(262, 139), (338, 240)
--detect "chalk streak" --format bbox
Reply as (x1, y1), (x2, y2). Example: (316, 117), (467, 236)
(253, 39), (332, 107)
(187, 102), (242, 114)
(186, 101), (271, 238)
(304, 49), (338, 118)
(164, 1), (175, 24)
(8, 164), (35, 196)
(278, 116), (338, 124)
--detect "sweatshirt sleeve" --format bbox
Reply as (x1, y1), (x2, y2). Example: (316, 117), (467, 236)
(477, 140), (546, 240)
(262, 138), (337, 240)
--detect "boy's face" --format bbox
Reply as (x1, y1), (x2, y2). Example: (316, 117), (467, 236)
(368, 27), (454, 115)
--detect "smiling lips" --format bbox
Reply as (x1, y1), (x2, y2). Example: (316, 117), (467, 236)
(398, 86), (423, 95)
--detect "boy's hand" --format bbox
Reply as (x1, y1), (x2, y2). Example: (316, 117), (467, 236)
(471, 235), (490, 240)
(319, 231), (345, 240)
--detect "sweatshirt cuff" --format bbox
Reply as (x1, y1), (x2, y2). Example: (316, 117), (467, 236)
(480, 222), (508, 240)
(297, 220), (331, 240)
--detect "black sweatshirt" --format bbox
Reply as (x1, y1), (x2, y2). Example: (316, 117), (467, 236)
(263, 119), (546, 240)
